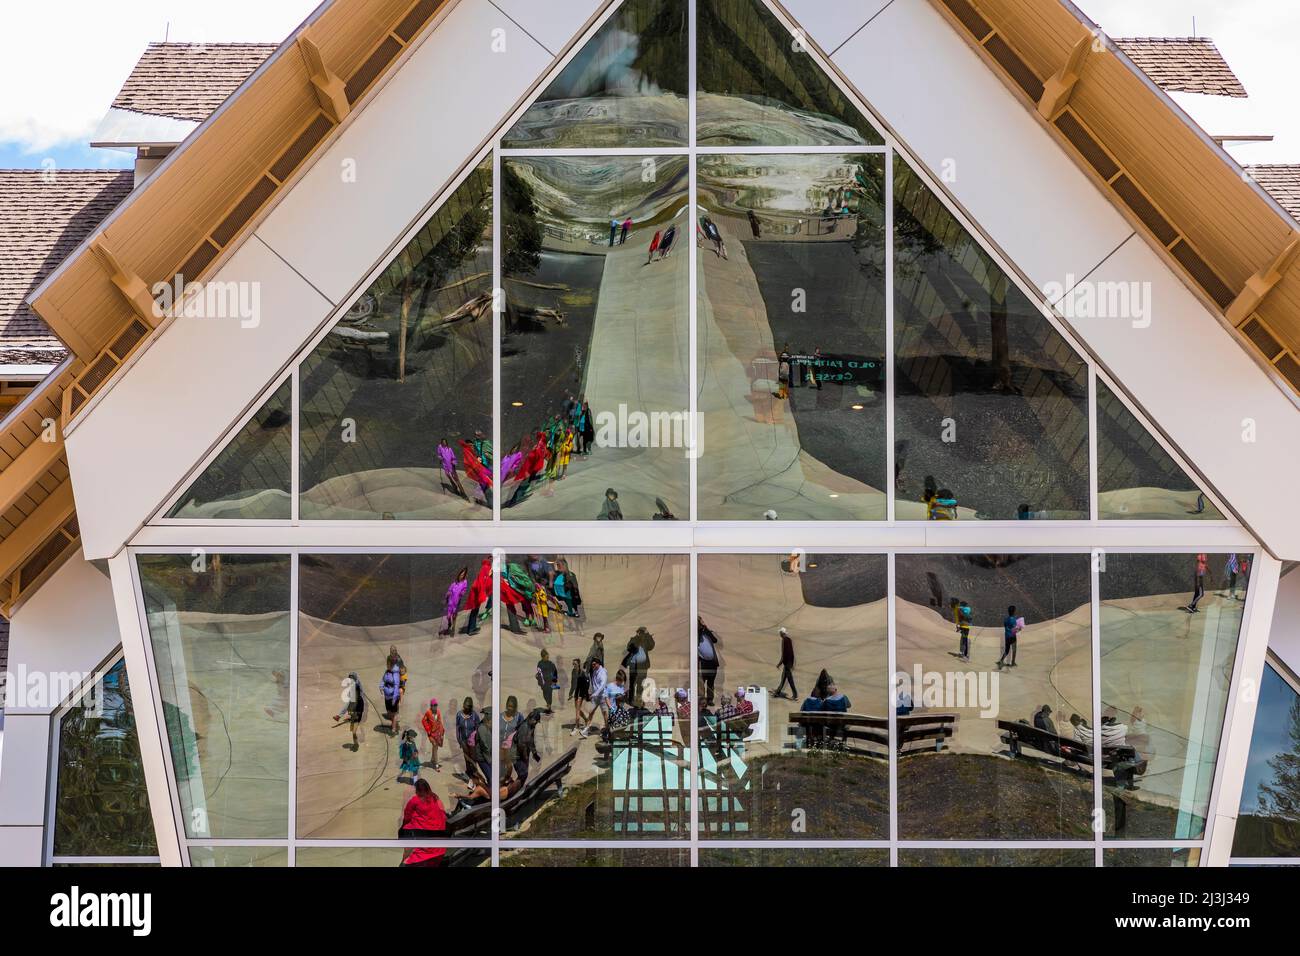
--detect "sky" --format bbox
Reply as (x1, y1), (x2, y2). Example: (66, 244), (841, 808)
(0, 0), (1297, 168)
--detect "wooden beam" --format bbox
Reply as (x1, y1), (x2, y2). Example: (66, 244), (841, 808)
(1037, 33), (1094, 120)
(0, 428), (64, 519)
(89, 241), (159, 328)
(0, 479), (74, 584)
(297, 36), (350, 124)
(1227, 235), (1300, 326)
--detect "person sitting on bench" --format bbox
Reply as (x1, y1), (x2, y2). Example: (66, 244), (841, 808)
(821, 683), (852, 746)
(800, 692), (824, 747)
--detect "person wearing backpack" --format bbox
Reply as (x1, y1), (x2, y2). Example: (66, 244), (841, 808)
(953, 598), (973, 662)
(381, 663), (403, 736)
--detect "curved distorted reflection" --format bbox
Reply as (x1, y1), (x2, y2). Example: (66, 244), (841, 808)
(498, 553), (690, 841)
(1100, 553), (1244, 840)
(895, 553), (1094, 840)
(695, 0), (881, 146)
(138, 553), (291, 840)
(696, 553), (888, 838)
(299, 161), (493, 520)
(502, 157), (689, 520)
(697, 153), (887, 519)
(296, 553), (491, 845)
(893, 159), (1089, 520)
(502, 0), (687, 149)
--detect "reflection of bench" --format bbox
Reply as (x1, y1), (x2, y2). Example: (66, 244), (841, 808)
(998, 720), (1146, 781)
(898, 713), (958, 754)
(787, 712), (888, 755)
(444, 746), (579, 837)
(700, 711), (760, 754)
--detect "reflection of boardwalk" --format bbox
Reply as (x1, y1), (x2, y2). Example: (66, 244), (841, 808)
(698, 225), (885, 519)
(501, 554), (690, 837)
(507, 225), (690, 520)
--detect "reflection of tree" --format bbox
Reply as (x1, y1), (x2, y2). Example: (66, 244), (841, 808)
(502, 163), (542, 278)
(53, 662), (157, 857)
(1257, 693), (1300, 854)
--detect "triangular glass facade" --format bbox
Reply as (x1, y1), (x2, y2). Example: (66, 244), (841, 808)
(168, 378), (292, 520)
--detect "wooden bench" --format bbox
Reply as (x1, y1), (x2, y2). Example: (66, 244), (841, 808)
(897, 712), (958, 754)
(787, 711), (888, 755)
(998, 720), (1147, 782)
(443, 745), (580, 837)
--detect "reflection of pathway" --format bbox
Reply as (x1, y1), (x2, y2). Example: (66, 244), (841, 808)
(697, 553), (888, 761)
(296, 618), (489, 839)
(896, 598), (1093, 758)
(698, 223), (886, 519)
(507, 224), (690, 520)
(499, 554), (691, 832)
(1098, 486), (1215, 519)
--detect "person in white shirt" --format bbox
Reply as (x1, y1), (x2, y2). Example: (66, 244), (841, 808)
(580, 660), (609, 738)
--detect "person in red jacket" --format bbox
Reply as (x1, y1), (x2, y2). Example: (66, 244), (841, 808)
(465, 557), (493, 635)
(399, 778), (447, 867)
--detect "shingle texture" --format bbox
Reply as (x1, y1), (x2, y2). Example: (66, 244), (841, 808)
(1247, 165), (1300, 223)
(0, 170), (134, 360)
(111, 42), (278, 122)
(1113, 37), (1247, 98)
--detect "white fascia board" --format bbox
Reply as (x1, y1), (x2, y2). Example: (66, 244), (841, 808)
(778, 0), (892, 54)
(0, 365), (56, 378)
(1059, 235), (1300, 558)
(255, 0), (555, 305)
(88, 107), (196, 149)
(65, 239), (332, 559)
(830, 0), (1134, 301)
(490, 0), (605, 57)
(1267, 567), (1300, 677)
(3, 550), (120, 716)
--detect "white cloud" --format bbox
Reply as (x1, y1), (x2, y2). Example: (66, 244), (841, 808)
(0, 0), (320, 154)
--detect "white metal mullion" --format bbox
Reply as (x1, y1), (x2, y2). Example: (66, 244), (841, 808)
(1091, 549), (1103, 862)
(887, 551), (898, 866)
(1087, 364), (1098, 523)
(688, 0), (699, 528)
(493, 145), (503, 526)
(689, 550), (700, 864)
(491, 547), (502, 866)
(287, 552), (299, 864)
(291, 366), (301, 525)
(885, 147), (896, 524)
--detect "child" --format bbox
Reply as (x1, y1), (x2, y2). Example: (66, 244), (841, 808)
(534, 581), (551, 633)
(398, 729), (421, 783)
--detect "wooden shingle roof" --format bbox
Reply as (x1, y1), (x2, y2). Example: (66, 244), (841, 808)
(1112, 37), (1247, 98)
(1248, 165), (1300, 223)
(0, 170), (134, 362)
(110, 42), (279, 122)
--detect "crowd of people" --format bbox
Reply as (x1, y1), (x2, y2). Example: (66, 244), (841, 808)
(504, 393), (598, 509)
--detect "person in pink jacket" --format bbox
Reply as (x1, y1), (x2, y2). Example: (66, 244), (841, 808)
(441, 566), (469, 635)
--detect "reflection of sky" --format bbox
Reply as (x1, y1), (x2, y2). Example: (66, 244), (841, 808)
(547, 29), (663, 99)
(1240, 664), (1300, 809)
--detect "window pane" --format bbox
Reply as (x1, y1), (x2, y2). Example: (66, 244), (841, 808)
(500, 847), (689, 867)
(896, 553), (1094, 839)
(188, 846), (288, 866)
(696, 0), (882, 146)
(899, 848), (1094, 866)
(1097, 379), (1223, 520)
(296, 553), (491, 840)
(1099, 553), (1246, 839)
(1233, 663), (1300, 857)
(167, 378), (291, 519)
(699, 848), (888, 866)
(697, 553), (888, 838)
(295, 846), (490, 867)
(697, 154), (887, 520)
(1103, 847), (1200, 867)
(299, 161), (493, 520)
(138, 553), (291, 839)
(52, 657), (158, 857)
(502, 157), (689, 520)
(502, 0), (687, 148)
(894, 159), (1089, 520)
(499, 553), (690, 840)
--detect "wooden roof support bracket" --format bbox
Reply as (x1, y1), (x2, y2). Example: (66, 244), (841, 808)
(89, 240), (159, 328)
(1038, 33), (1095, 121)
(297, 36), (350, 124)
(1227, 234), (1300, 326)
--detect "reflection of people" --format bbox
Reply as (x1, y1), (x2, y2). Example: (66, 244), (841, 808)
(698, 617), (720, 706)
(398, 729), (421, 782)
(398, 778), (447, 868)
(1033, 705), (1056, 735)
(952, 598), (972, 661)
(801, 691), (824, 746)
(456, 697), (480, 778)
(569, 658), (589, 735)
(623, 627), (654, 704)
(997, 605), (1022, 669)
(381, 664), (403, 736)
(648, 230), (661, 262)
(1181, 552), (1209, 613)
(536, 650), (559, 714)
(512, 709), (543, 784)
(442, 566), (468, 635)
(597, 488), (623, 520)
(821, 683), (850, 746)
(333, 672), (364, 750)
(775, 626), (797, 699)
(747, 209), (761, 238)
(580, 659), (608, 738)
(421, 698), (445, 772)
